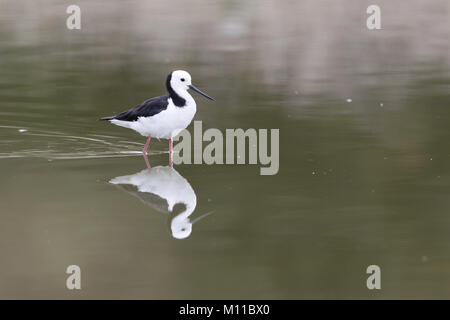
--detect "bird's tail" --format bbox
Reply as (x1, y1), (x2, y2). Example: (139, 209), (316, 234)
(99, 116), (115, 121)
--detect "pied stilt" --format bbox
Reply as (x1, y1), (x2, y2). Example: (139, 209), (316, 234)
(101, 70), (214, 165)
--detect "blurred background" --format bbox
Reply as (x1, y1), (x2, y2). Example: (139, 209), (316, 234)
(0, 0), (449, 299)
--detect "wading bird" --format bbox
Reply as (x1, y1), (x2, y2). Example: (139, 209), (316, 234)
(101, 70), (214, 165)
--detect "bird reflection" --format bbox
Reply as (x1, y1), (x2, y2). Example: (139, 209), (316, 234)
(109, 156), (213, 239)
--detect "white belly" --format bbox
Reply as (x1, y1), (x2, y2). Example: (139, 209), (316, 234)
(111, 100), (196, 139)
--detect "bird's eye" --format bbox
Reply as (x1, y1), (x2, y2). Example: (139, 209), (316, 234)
(180, 78), (185, 82)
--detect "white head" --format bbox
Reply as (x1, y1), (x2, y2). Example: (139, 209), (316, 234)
(166, 70), (215, 103)
(170, 215), (193, 239)
(169, 70), (192, 92)
(170, 210), (215, 240)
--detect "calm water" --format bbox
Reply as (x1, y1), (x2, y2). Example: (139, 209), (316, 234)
(0, 0), (449, 299)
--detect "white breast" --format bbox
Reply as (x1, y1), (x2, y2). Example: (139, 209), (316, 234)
(112, 98), (196, 139)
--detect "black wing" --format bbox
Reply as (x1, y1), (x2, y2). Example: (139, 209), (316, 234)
(101, 95), (169, 121)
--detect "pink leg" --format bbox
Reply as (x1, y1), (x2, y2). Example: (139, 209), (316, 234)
(169, 138), (173, 167)
(143, 153), (151, 169)
(142, 136), (151, 154)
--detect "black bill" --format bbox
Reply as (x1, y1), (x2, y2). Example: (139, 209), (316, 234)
(188, 84), (215, 101)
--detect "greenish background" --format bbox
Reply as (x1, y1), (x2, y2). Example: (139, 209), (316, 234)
(0, 0), (449, 299)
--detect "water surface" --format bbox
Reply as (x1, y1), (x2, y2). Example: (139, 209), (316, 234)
(0, 0), (449, 299)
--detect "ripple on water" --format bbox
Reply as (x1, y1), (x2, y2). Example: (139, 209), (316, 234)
(0, 126), (166, 160)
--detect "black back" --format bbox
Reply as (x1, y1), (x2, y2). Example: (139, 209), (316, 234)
(100, 72), (186, 122)
(102, 95), (169, 121)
